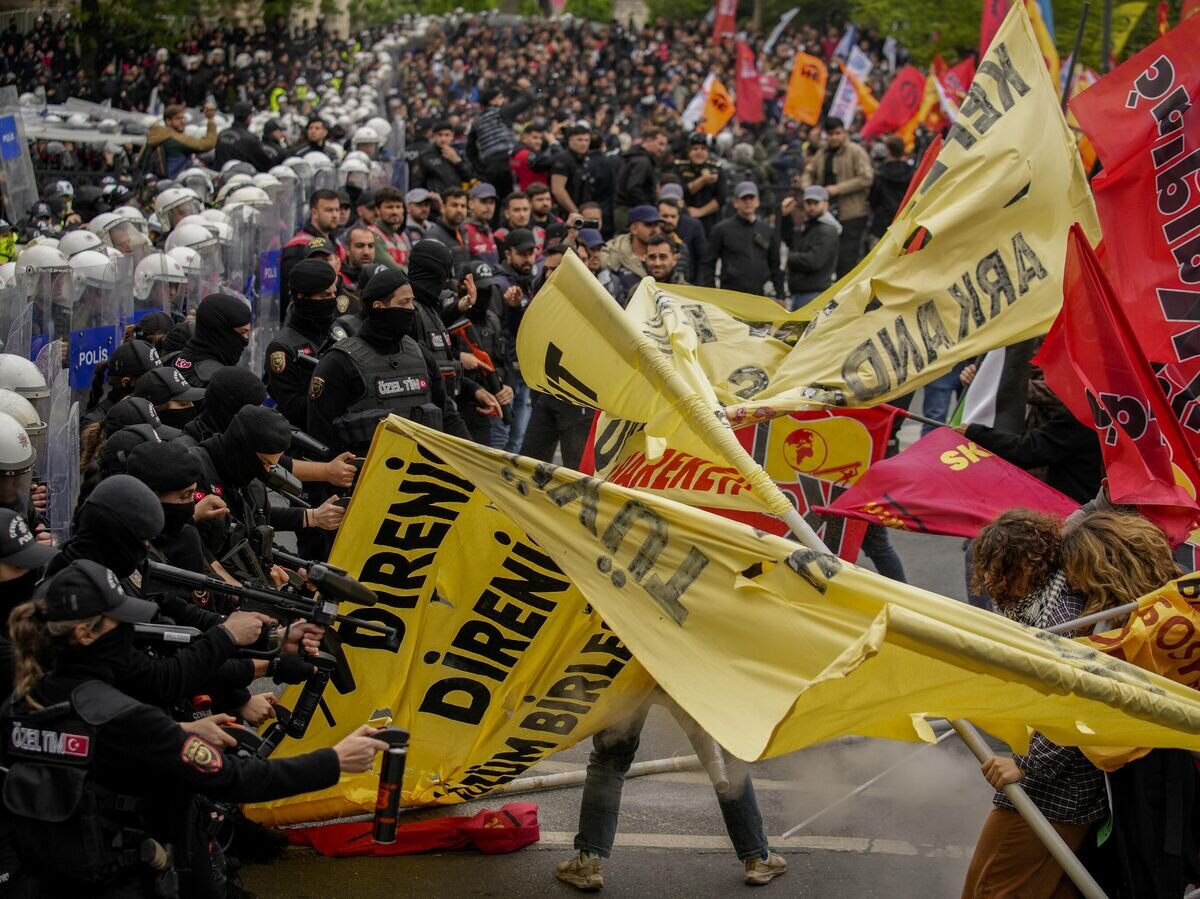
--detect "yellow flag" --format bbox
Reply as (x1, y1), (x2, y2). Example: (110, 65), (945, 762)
(701, 78), (735, 135)
(1111, 1), (1149, 56)
(844, 65), (878, 117)
(712, 2), (1098, 412)
(783, 53), (829, 125)
(376, 421), (1200, 764)
(245, 425), (653, 825)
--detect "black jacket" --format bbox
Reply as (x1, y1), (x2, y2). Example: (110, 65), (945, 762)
(782, 214), (840, 294)
(869, 159), (915, 237)
(214, 122), (275, 173)
(702, 214), (785, 297)
(615, 145), (657, 208)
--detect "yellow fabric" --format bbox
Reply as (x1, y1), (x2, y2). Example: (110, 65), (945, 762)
(843, 65), (877, 117)
(1110, 2), (1149, 57)
(244, 426), (653, 826)
(783, 54), (829, 125)
(897, 74), (941, 151)
(1025, 0), (1061, 85)
(701, 78), (736, 135)
(369, 422), (1200, 770)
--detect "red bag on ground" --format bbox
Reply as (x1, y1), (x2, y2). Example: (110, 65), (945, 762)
(285, 802), (540, 858)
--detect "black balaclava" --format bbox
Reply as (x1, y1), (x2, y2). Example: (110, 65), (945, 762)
(199, 405), (292, 490)
(408, 239), (454, 310)
(63, 474), (165, 578)
(183, 294), (252, 365)
(161, 320), (194, 356)
(288, 258), (338, 336)
(360, 269), (416, 344)
(185, 365), (269, 441)
(126, 441), (203, 540)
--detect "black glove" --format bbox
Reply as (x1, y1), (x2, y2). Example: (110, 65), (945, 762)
(269, 653), (316, 685)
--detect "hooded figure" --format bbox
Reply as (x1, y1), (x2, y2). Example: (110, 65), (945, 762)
(181, 365), (268, 444)
(170, 294), (252, 387)
(408, 239), (476, 405)
(49, 474), (164, 580)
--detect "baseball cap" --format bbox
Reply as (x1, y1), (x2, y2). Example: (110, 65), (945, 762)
(465, 260), (495, 289)
(687, 133), (709, 147)
(628, 205), (662, 225)
(503, 228), (537, 252)
(734, 181), (759, 198)
(0, 508), (55, 570)
(578, 228), (605, 249)
(658, 183), (684, 201)
(40, 559), (158, 624)
(304, 237), (336, 259)
(108, 339), (162, 379)
(468, 183), (498, 201)
(405, 188), (431, 204)
(803, 185), (830, 202)
(132, 366), (206, 405)
(102, 396), (181, 441)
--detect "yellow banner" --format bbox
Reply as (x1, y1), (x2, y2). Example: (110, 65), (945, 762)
(1111, 1), (1149, 56)
(381, 421), (1200, 766)
(718, 2), (1096, 412)
(246, 426), (653, 825)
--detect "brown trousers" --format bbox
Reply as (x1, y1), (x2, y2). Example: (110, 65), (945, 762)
(962, 807), (1091, 898)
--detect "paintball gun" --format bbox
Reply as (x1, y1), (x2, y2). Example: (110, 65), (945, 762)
(262, 462), (309, 507)
(289, 425), (332, 461)
(447, 317), (512, 424)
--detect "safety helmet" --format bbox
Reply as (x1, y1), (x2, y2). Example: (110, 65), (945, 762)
(0, 390), (45, 456)
(303, 151), (335, 173)
(219, 160), (256, 181)
(269, 165), (300, 186)
(166, 246), (202, 275)
(112, 205), (148, 234)
(177, 168), (215, 204)
(57, 229), (103, 259)
(69, 250), (118, 299)
(281, 156), (313, 182)
(0, 355), (50, 401)
(200, 209), (229, 227)
(366, 117), (392, 143)
(342, 150), (371, 168)
(14, 245), (70, 296)
(0, 263), (14, 289)
(0, 412), (35, 475)
(224, 186), (272, 210)
(22, 237), (59, 251)
(154, 187), (203, 231)
(214, 175), (254, 207)
(251, 173), (282, 193)
(87, 212), (117, 237)
(164, 222), (219, 254)
(133, 252), (186, 301)
(351, 125), (380, 149)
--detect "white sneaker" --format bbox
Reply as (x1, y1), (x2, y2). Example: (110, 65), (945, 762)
(744, 850), (787, 886)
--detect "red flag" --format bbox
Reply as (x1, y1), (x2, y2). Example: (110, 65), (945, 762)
(941, 57), (976, 103)
(860, 65), (926, 141)
(1185, 0), (1200, 21)
(1033, 225), (1200, 545)
(980, 0), (1011, 60)
(815, 428), (1079, 538)
(713, 0), (737, 43)
(1070, 14), (1200, 473)
(735, 41), (764, 123)
(1158, 1), (1170, 33)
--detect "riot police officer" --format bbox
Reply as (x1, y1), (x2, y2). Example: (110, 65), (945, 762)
(167, 294), (252, 388)
(265, 259), (338, 428)
(308, 269), (457, 457)
(0, 560), (388, 897)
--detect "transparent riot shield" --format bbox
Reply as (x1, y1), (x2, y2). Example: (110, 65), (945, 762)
(0, 286), (31, 359)
(224, 205), (262, 302)
(45, 364), (79, 544)
(18, 261), (72, 364)
(390, 115), (406, 190)
(100, 216), (152, 266)
(69, 254), (124, 404)
(0, 87), (39, 228)
(256, 201), (282, 359)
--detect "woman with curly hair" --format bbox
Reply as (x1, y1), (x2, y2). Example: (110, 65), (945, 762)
(962, 509), (1107, 899)
(1060, 511), (1197, 899)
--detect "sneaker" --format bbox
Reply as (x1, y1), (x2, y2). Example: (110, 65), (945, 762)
(556, 852), (604, 891)
(744, 850), (787, 886)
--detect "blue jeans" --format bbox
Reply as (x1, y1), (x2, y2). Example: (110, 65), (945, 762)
(920, 363), (968, 435)
(494, 369), (532, 452)
(861, 524), (906, 583)
(789, 290), (824, 312)
(574, 704), (768, 861)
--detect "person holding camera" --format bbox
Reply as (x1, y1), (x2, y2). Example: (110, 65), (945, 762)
(675, 133), (726, 236)
(0, 559), (387, 898)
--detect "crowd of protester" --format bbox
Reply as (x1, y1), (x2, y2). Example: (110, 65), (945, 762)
(0, 7), (1197, 899)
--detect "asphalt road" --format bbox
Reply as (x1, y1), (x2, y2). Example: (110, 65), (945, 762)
(244, 417), (998, 898)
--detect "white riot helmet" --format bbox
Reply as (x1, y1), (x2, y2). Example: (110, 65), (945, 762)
(281, 156), (313, 190)
(177, 168), (215, 205)
(351, 125), (380, 156)
(133, 252), (186, 302)
(166, 246), (202, 275)
(338, 156), (371, 191)
(57, 229), (103, 259)
(87, 212), (117, 237)
(0, 390), (45, 469)
(214, 175), (253, 207)
(0, 411), (36, 480)
(14, 245), (70, 299)
(22, 237), (59, 251)
(251, 172), (281, 192)
(269, 165), (299, 187)
(224, 186), (272, 210)
(200, 209), (229, 227)
(366, 117), (392, 144)
(154, 187), (204, 232)
(165, 222), (223, 277)
(303, 151), (336, 192)
(69, 250), (118, 301)
(0, 263), (14, 289)
(342, 150), (371, 168)
(97, 213), (149, 258)
(0, 355), (50, 402)
(112, 206), (148, 235)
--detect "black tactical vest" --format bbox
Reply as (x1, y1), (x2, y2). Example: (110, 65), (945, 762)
(327, 335), (436, 451)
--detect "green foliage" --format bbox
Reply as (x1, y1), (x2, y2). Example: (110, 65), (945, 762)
(646, 0), (710, 22)
(563, 0), (614, 20)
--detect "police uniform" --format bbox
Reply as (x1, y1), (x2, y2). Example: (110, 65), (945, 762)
(675, 155), (726, 235)
(0, 562), (340, 897)
(266, 259), (339, 429)
(167, 295), (251, 389)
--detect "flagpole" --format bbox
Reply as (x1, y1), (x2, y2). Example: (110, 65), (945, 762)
(1101, 0), (1115, 71)
(1062, 2), (1091, 110)
(1047, 600), (1140, 635)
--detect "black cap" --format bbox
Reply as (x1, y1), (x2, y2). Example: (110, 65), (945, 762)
(0, 507), (55, 569)
(432, 119), (452, 133)
(134, 312), (174, 340)
(98, 425), (162, 478)
(232, 100), (253, 121)
(335, 189), (352, 208)
(108, 339), (161, 379)
(40, 560), (158, 624)
(126, 440), (202, 493)
(465, 260), (495, 289)
(688, 133), (709, 146)
(356, 188), (376, 208)
(304, 237), (336, 259)
(103, 397), (181, 441)
(132, 367), (206, 405)
(503, 228), (536, 252)
(84, 474), (165, 541)
(361, 268), (410, 306)
(289, 258), (338, 295)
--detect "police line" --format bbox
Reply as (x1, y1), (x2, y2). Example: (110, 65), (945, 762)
(249, 418), (1200, 825)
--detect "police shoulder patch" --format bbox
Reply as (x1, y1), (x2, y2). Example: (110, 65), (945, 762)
(336, 295), (350, 313)
(269, 350), (287, 374)
(309, 376), (325, 400)
(181, 735), (223, 774)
